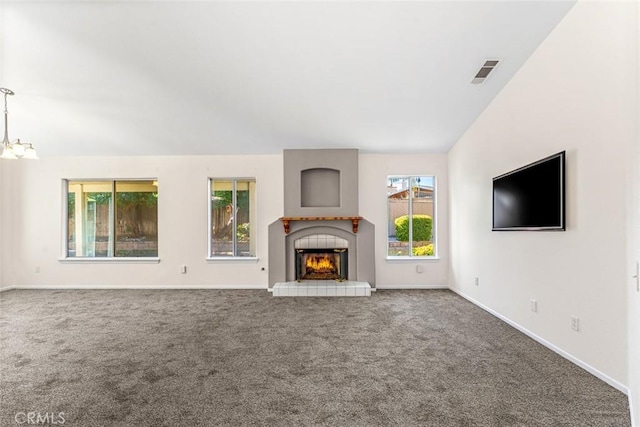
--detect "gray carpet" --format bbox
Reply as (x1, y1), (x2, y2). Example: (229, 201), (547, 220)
(0, 289), (630, 426)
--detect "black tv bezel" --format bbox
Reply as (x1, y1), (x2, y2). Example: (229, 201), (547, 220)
(492, 151), (566, 232)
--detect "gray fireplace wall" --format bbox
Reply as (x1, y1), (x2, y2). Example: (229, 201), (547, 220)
(269, 148), (375, 288)
(283, 149), (358, 217)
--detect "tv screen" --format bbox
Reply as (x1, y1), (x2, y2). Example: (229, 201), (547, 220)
(492, 151), (565, 231)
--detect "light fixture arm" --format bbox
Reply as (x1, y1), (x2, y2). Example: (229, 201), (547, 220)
(0, 87), (37, 160)
(1, 88), (13, 146)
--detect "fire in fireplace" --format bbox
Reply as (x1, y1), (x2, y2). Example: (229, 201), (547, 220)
(295, 248), (348, 281)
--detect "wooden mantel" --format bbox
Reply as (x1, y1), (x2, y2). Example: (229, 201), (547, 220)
(279, 217), (363, 234)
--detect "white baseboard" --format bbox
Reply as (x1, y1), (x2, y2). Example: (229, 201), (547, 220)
(630, 389), (637, 427)
(376, 284), (448, 290)
(3, 284), (268, 290)
(0, 286), (16, 293)
(449, 287), (629, 395)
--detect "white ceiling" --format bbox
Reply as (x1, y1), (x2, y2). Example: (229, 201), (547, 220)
(1, 1), (576, 157)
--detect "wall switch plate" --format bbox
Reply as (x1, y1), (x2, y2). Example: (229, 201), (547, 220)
(571, 316), (580, 332)
(475, 277), (479, 286)
(530, 299), (537, 312)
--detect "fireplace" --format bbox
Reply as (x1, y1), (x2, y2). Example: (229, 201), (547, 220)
(295, 248), (348, 281)
(268, 149), (376, 290)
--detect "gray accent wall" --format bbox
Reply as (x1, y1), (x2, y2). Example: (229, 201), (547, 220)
(283, 149), (358, 217)
(268, 220), (287, 288)
(269, 148), (375, 288)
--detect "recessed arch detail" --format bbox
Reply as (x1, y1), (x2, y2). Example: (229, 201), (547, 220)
(300, 168), (340, 208)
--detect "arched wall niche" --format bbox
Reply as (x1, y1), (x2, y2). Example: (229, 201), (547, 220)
(300, 168), (340, 208)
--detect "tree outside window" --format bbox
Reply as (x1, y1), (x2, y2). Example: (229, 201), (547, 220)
(66, 180), (158, 258)
(210, 179), (256, 257)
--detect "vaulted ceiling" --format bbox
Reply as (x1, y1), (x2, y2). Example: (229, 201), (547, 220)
(1, 1), (575, 157)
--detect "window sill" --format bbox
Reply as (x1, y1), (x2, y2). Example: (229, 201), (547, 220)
(206, 257), (260, 263)
(59, 257), (161, 264)
(386, 256), (440, 262)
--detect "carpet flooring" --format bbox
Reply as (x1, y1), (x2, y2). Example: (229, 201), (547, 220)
(0, 289), (631, 426)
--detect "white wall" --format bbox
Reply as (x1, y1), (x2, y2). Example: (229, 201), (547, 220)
(360, 153), (448, 288)
(449, 0), (635, 391)
(0, 161), (16, 290)
(0, 164), (3, 288)
(5, 155), (283, 288)
(0, 162), (8, 289)
(628, 1), (640, 423)
(2, 152), (448, 290)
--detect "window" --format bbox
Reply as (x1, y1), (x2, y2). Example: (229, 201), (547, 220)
(387, 176), (436, 257)
(65, 180), (158, 258)
(209, 178), (256, 257)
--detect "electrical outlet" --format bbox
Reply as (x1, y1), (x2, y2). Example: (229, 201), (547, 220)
(571, 316), (580, 332)
(180, 265), (187, 274)
(35, 266), (40, 273)
(475, 277), (479, 286)
(530, 299), (537, 312)
(416, 265), (424, 274)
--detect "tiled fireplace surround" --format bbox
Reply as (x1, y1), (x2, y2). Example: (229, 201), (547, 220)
(268, 149), (375, 295)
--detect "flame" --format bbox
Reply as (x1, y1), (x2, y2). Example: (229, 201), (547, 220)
(305, 255), (335, 272)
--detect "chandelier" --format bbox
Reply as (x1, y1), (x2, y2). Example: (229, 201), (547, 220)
(1, 88), (37, 160)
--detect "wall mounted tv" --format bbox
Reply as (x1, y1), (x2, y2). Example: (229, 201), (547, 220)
(492, 151), (565, 231)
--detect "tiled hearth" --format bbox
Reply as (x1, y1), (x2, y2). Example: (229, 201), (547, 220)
(272, 280), (371, 297)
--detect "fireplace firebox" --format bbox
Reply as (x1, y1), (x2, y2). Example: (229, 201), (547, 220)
(295, 248), (348, 281)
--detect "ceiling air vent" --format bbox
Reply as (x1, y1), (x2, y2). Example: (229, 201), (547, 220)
(471, 60), (499, 84)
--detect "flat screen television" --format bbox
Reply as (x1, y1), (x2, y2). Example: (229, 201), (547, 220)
(492, 151), (565, 231)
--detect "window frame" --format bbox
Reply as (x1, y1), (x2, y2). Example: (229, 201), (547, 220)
(386, 175), (438, 260)
(207, 177), (258, 262)
(60, 179), (160, 263)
